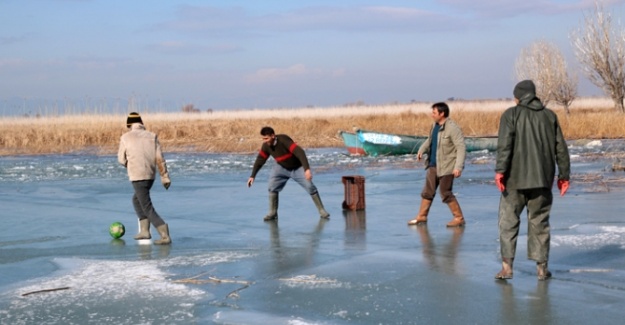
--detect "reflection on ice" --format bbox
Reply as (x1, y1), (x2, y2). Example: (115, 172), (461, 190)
(412, 226), (465, 275)
(497, 280), (553, 325)
(343, 210), (366, 251)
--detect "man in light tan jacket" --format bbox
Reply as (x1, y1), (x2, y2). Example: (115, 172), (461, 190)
(407, 102), (466, 227)
(118, 112), (172, 245)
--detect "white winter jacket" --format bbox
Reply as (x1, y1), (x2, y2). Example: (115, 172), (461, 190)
(118, 123), (170, 183)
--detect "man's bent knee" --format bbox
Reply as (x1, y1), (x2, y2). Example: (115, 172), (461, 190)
(421, 193), (435, 201)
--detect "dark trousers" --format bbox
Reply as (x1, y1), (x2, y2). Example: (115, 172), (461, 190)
(498, 188), (552, 262)
(421, 166), (456, 203)
(132, 180), (165, 228)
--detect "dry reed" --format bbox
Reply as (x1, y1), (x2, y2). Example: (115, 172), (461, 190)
(0, 97), (622, 156)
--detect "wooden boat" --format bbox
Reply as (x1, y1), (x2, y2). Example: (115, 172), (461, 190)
(339, 129), (498, 156)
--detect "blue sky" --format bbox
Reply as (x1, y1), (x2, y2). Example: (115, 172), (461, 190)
(1, 0), (624, 112)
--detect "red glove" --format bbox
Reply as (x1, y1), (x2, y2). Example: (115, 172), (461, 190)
(495, 173), (505, 192)
(557, 179), (570, 196)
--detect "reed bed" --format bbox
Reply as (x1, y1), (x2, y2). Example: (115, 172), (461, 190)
(0, 97), (622, 156)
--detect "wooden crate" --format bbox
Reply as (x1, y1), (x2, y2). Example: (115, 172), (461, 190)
(341, 175), (365, 210)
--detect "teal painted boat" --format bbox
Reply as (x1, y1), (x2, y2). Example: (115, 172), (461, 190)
(357, 130), (426, 156)
(338, 130), (366, 156)
(465, 136), (498, 152)
(339, 129), (498, 156)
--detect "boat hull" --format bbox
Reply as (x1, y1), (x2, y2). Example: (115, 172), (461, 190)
(357, 130), (426, 156)
(339, 129), (498, 156)
(338, 131), (366, 156)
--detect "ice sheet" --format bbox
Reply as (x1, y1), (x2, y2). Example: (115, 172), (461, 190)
(1, 143), (624, 324)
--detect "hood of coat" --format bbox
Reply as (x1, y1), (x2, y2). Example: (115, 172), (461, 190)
(519, 95), (545, 111)
(130, 123), (146, 131)
(514, 80), (544, 111)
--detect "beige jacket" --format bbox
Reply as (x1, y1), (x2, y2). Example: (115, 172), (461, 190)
(418, 118), (466, 176)
(118, 124), (170, 183)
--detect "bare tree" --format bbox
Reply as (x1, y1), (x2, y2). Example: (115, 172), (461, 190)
(552, 57), (579, 114)
(571, 1), (625, 113)
(515, 40), (578, 113)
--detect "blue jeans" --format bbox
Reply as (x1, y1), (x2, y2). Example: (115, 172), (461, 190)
(268, 165), (318, 195)
(131, 179), (166, 228)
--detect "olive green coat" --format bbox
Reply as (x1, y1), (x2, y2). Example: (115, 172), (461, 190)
(495, 95), (570, 190)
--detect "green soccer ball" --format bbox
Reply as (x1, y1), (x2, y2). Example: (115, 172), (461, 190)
(109, 222), (125, 239)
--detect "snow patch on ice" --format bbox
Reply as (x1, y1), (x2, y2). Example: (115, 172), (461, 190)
(279, 274), (348, 289)
(213, 310), (325, 325)
(569, 268), (614, 273)
(157, 251), (257, 267)
(11, 258), (205, 300)
(0, 258), (208, 324)
(585, 140), (602, 147)
(552, 225), (625, 248)
(599, 225), (625, 233)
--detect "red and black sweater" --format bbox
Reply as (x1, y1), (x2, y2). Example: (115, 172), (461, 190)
(250, 134), (310, 178)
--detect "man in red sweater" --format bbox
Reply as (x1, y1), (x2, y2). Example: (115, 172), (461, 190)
(247, 126), (330, 221)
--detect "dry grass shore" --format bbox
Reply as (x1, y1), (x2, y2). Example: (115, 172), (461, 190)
(0, 97), (622, 156)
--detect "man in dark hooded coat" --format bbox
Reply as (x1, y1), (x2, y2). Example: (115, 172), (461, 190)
(494, 80), (571, 281)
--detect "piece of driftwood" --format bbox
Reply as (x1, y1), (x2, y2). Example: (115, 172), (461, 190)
(226, 283), (250, 299)
(612, 162), (625, 172)
(22, 287), (70, 297)
(171, 271), (211, 284)
(172, 273), (250, 285)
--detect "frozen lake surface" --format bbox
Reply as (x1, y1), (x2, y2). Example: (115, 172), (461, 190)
(1, 140), (624, 324)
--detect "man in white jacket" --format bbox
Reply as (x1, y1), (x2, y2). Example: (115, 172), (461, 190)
(118, 112), (172, 245)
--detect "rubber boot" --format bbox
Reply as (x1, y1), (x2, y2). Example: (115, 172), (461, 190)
(153, 224), (171, 245)
(311, 193), (330, 219)
(264, 192), (279, 221)
(134, 218), (151, 240)
(537, 261), (552, 281)
(446, 198), (466, 227)
(495, 257), (514, 280)
(408, 198), (432, 225)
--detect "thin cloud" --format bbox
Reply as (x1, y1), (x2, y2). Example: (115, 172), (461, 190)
(254, 6), (448, 31)
(439, 0), (625, 18)
(160, 5), (469, 35)
(159, 6), (252, 34)
(157, 1), (625, 36)
(0, 57), (136, 72)
(0, 58), (27, 69)
(146, 41), (242, 55)
(0, 56), (155, 81)
(244, 64), (344, 83)
(67, 56), (136, 70)
(1, 35), (29, 45)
